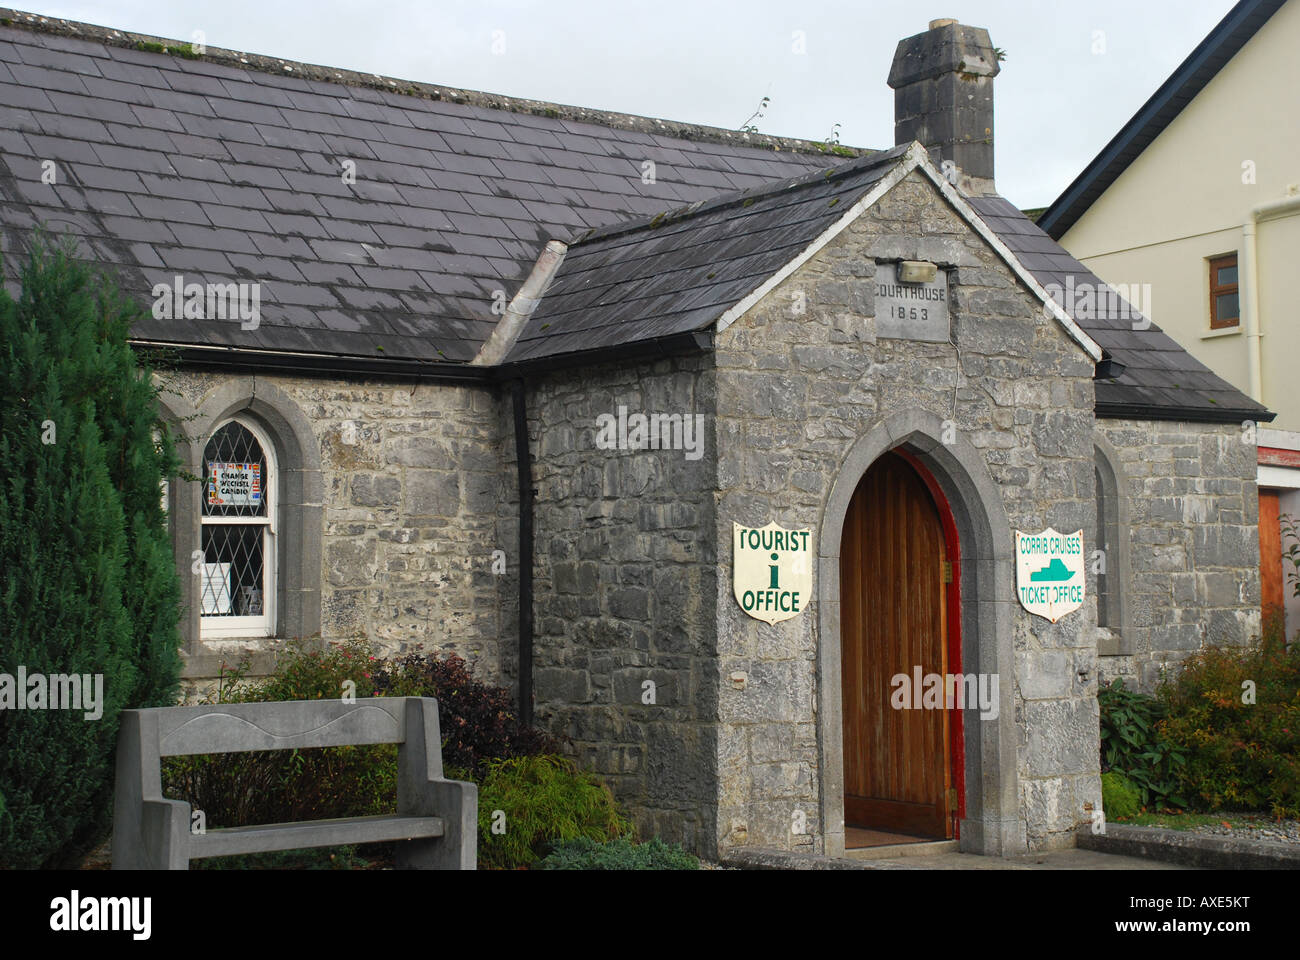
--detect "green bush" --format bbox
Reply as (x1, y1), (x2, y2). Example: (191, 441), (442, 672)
(0, 235), (182, 869)
(540, 836), (698, 871)
(1098, 679), (1188, 811)
(163, 641), (572, 857)
(1158, 642), (1300, 818)
(1101, 772), (1141, 821)
(471, 755), (634, 870)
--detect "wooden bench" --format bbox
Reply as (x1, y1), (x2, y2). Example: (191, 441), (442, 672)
(111, 697), (476, 869)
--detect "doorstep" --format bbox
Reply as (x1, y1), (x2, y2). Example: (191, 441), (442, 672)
(843, 839), (960, 860)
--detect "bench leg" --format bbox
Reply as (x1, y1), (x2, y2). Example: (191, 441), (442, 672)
(396, 779), (477, 870)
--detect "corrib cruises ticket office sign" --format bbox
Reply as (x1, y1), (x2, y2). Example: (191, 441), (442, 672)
(733, 522), (813, 625)
(1015, 528), (1085, 623)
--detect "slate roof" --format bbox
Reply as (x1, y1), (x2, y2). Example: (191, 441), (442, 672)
(0, 12), (843, 363)
(0, 10), (1272, 422)
(509, 147), (909, 362)
(1038, 0), (1287, 240)
(970, 196), (1272, 422)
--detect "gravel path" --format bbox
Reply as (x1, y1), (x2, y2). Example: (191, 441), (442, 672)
(1186, 815), (1300, 844)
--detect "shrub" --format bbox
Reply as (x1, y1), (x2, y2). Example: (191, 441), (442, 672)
(472, 755), (634, 869)
(163, 642), (568, 849)
(1098, 679), (1188, 811)
(1158, 642), (1300, 818)
(374, 652), (562, 778)
(540, 836), (698, 871)
(163, 638), (396, 828)
(1101, 772), (1141, 821)
(0, 235), (181, 869)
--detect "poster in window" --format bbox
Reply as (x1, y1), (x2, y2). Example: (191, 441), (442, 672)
(207, 461), (262, 507)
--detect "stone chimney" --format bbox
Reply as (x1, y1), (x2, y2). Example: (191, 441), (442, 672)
(888, 18), (1001, 196)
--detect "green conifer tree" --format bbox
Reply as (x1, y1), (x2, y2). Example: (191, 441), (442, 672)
(0, 235), (182, 868)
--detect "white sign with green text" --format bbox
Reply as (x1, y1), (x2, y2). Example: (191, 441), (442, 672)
(733, 522), (813, 625)
(1015, 528), (1085, 623)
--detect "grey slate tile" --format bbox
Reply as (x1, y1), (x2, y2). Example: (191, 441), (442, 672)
(162, 68), (231, 98)
(170, 154), (233, 180)
(205, 205), (273, 232)
(0, 80), (56, 111)
(130, 194), (208, 224)
(169, 222), (259, 254)
(92, 142), (177, 175)
(227, 253), (306, 283)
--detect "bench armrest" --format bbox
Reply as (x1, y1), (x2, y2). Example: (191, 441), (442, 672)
(113, 797), (191, 870)
(396, 778), (477, 870)
(396, 699), (478, 869)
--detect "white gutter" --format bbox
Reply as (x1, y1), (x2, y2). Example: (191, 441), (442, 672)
(1241, 188), (1300, 402)
(472, 239), (568, 366)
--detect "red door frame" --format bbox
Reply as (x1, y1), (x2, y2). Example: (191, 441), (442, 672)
(894, 448), (966, 835)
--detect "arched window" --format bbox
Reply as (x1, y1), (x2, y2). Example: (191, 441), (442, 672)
(1095, 464), (1111, 628)
(200, 418), (276, 637)
(1094, 442), (1131, 656)
(164, 379), (322, 672)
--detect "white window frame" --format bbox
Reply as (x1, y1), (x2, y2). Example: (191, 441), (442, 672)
(200, 416), (277, 639)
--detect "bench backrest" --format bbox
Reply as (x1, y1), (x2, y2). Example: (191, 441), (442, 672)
(150, 698), (413, 757)
(112, 696), (476, 869)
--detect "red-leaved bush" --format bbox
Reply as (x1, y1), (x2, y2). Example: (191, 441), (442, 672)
(374, 652), (563, 777)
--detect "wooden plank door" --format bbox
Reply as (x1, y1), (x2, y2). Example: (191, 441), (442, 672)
(841, 452), (952, 839)
(1260, 490), (1284, 628)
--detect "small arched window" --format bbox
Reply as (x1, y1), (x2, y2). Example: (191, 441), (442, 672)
(1095, 464), (1111, 628)
(200, 418), (276, 637)
(1094, 442), (1131, 655)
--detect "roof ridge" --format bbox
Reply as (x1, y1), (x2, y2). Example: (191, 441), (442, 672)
(0, 6), (874, 160)
(565, 144), (912, 248)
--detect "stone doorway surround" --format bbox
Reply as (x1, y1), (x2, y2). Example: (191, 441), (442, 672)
(816, 409), (1027, 858)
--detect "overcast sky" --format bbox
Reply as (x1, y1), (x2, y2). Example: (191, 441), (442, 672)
(23, 0), (1239, 207)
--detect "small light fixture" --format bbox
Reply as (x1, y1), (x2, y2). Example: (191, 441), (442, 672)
(897, 260), (938, 284)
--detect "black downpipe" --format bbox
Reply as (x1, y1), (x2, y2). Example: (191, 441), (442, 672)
(511, 379), (535, 727)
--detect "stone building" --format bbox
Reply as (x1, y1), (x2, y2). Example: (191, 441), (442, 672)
(0, 11), (1272, 859)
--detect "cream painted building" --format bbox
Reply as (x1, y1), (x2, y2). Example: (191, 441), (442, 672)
(1041, 0), (1300, 638)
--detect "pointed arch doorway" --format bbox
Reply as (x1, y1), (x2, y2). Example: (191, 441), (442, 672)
(840, 450), (965, 844)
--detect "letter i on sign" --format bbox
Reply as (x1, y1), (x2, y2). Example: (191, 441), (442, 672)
(769, 555), (780, 589)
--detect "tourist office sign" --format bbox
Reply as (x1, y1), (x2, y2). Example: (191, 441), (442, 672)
(733, 522), (813, 625)
(1015, 528), (1085, 623)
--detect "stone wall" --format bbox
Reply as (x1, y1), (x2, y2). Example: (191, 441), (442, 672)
(525, 354), (720, 852)
(157, 368), (509, 686)
(713, 169), (1101, 855)
(1095, 417), (1261, 690)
